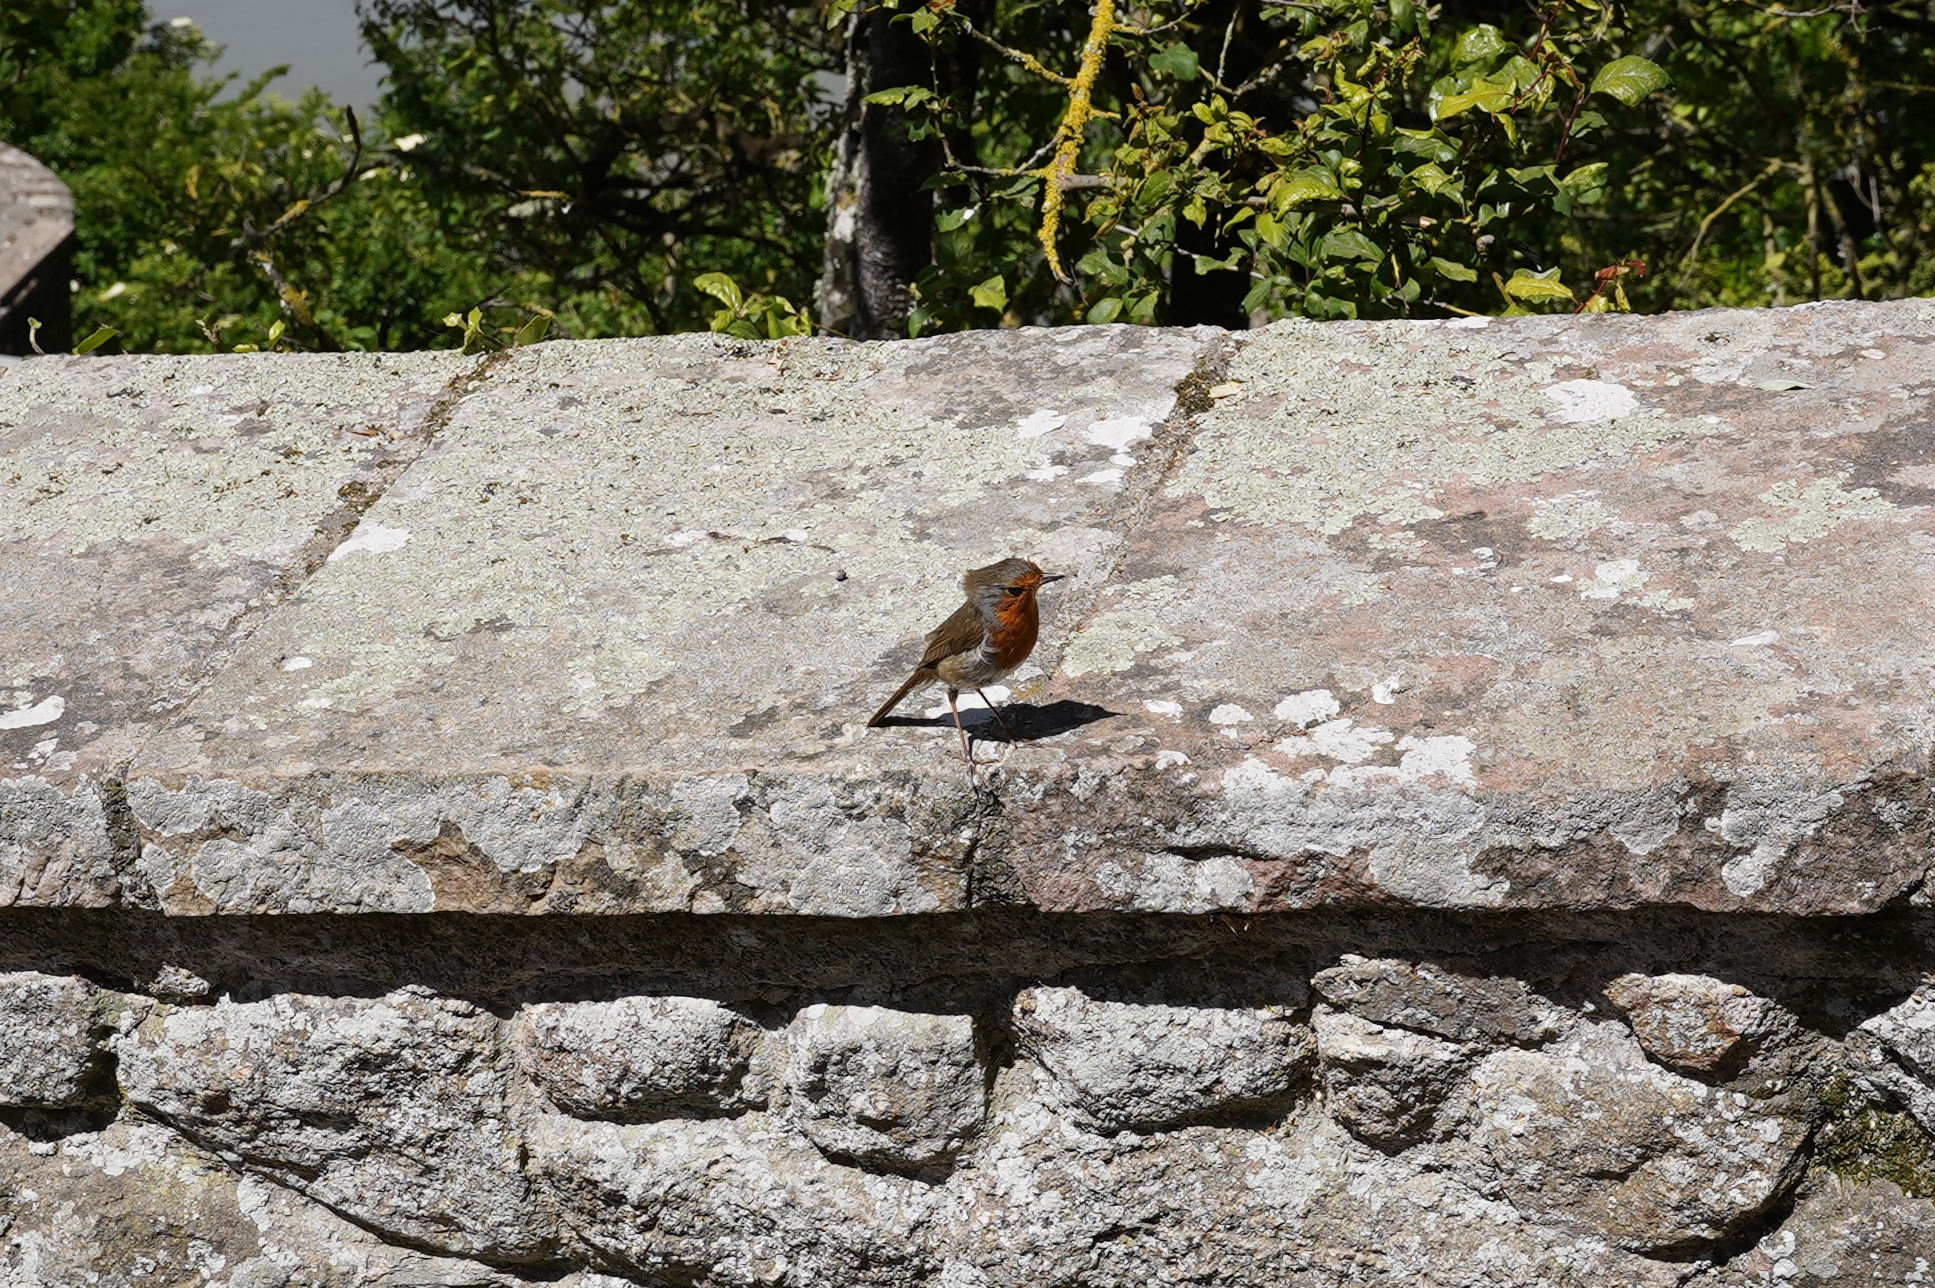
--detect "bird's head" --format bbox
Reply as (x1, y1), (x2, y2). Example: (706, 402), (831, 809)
(963, 558), (1065, 620)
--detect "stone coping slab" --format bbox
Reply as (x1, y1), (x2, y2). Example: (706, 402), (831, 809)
(2, 301), (1932, 916)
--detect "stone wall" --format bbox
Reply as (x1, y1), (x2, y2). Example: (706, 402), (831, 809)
(5, 301), (1935, 1284)
(0, 145), (73, 357)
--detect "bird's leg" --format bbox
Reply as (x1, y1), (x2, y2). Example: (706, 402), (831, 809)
(976, 688), (1021, 742)
(946, 688), (990, 775)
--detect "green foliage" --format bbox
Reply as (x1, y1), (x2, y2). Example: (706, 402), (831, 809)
(876, 0), (1934, 326)
(890, 0), (1684, 326)
(359, 0), (837, 335)
(693, 273), (814, 339)
(4, 0), (1929, 350)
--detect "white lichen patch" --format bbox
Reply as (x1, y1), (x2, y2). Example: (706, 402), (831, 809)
(1728, 478), (1895, 554)
(0, 695), (65, 730)
(327, 523), (411, 562)
(1278, 718), (1395, 765)
(1274, 689), (1340, 728)
(1014, 409), (1066, 438)
(1174, 325), (1704, 533)
(1580, 559), (1650, 601)
(1209, 704), (1254, 725)
(1062, 577), (1185, 676)
(1544, 379), (1640, 424)
(1526, 493), (1610, 541)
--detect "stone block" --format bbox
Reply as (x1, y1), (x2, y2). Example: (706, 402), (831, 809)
(1604, 971), (1783, 1073)
(1311, 956), (1568, 1047)
(0, 969), (104, 1106)
(512, 995), (761, 1119)
(782, 1004), (986, 1170)
(1312, 1005), (1468, 1148)
(115, 987), (558, 1263)
(1462, 1022), (1812, 1254)
(1014, 985), (1312, 1133)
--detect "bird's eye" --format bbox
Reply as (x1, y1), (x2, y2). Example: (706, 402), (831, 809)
(1004, 586), (1024, 596)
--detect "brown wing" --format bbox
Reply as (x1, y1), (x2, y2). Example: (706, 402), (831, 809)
(919, 600), (986, 666)
(867, 603), (985, 726)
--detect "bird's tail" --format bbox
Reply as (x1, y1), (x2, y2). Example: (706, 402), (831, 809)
(867, 669), (932, 727)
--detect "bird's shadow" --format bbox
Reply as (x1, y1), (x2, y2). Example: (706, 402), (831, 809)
(872, 700), (1119, 743)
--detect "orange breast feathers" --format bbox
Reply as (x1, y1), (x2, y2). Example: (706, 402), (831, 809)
(981, 592), (1041, 669)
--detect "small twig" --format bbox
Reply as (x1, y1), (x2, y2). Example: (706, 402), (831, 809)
(1677, 158), (1786, 280)
(962, 20), (1074, 87)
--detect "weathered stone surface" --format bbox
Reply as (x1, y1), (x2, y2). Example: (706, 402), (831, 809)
(1851, 984), (1935, 1132)
(1459, 1021), (1813, 1254)
(1685, 1172), (1935, 1287)
(1311, 955), (1568, 1046)
(1015, 984), (1312, 1132)
(1312, 1005), (1469, 1148)
(0, 1114), (610, 1288)
(118, 327), (1213, 916)
(0, 970), (106, 1106)
(4, 305), (1935, 1281)
(4, 301), (1929, 917)
(782, 1003), (985, 1169)
(529, 1111), (944, 1283)
(1009, 301), (1935, 917)
(1605, 971), (1784, 1073)
(513, 995), (761, 1120)
(0, 351), (467, 914)
(115, 988), (558, 1263)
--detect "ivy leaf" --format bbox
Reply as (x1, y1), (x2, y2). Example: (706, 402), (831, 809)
(1087, 297), (1124, 324)
(1150, 43), (1199, 81)
(513, 313), (551, 346)
(1321, 227), (1383, 264)
(1406, 163), (1463, 199)
(1590, 56), (1669, 105)
(1501, 267), (1574, 302)
(693, 272), (744, 311)
(1429, 257), (1479, 282)
(969, 275), (1008, 311)
(1451, 25), (1508, 68)
(826, 0), (859, 29)
(1274, 168), (1341, 208)
(73, 325), (118, 355)
(1435, 77), (1513, 121)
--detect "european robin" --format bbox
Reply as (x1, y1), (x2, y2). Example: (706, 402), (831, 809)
(868, 558), (1066, 768)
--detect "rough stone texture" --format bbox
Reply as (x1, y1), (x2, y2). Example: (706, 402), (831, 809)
(513, 995), (761, 1120)
(0, 970), (105, 1107)
(115, 988), (558, 1264)
(4, 302), (1932, 918)
(1014, 984), (1313, 1132)
(0, 910), (1933, 1284)
(5, 304), (1935, 1280)
(1312, 1005), (1469, 1148)
(1311, 955), (1569, 1046)
(1851, 984), (1935, 1133)
(1686, 1172), (1935, 1287)
(1604, 970), (1785, 1073)
(782, 1003), (985, 1170)
(1459, 1022), (1814, 1254)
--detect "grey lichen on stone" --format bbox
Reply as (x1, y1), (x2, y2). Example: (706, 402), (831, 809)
(1604, 971), (1787, 1075)
(512, 995), (763, 1119)
(0, 970), (107, 1106)
(782, 1003), (987, 1171)
(115, 987), (559, 1263)
(1312, 1005), (1470, 1149)
(1014, 984), (1313, 1133)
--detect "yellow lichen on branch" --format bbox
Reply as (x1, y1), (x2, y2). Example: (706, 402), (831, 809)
(1036, 0), (1116, 282)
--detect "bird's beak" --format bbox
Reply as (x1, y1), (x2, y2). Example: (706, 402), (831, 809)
(1039, 573), (1067, 584)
